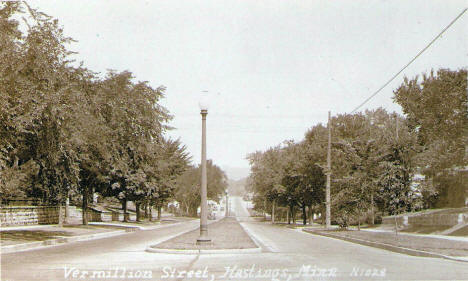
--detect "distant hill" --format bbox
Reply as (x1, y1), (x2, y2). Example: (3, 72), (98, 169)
(228, 177), (248, 196)
(223, 166), (250, 181)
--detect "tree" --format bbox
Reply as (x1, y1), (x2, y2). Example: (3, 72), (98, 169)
(319, 110), (418, 227)
(280, 142), (325, 225)
(174, 166), (200, 217)
(174, 160), (227, 217)
(326, 113), (377, 227)
(147, 138), (190, 220)
(393, 69), (468, 207)
(91, 70), (171, 223)
(247, 140), (326, 225)
(0, 2), (86, 206)
(247, 146), (285, 220)
(0, 3), (183, 227)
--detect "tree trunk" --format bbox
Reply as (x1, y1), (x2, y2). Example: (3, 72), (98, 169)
(308, 205), (313, 225)
(358, 209), (361, 231)
(149, 203), (153, 222)
(122, 198), (128, 222)
(65, 195), (70, 220)
(370, 193), (375, 225)
(13, 156), (19, 168)
(189, 204), (198, 217)
(82, 186), (88, 225)
(92, 187), (96, 204)
(58, 204), (63, 227)
(291, 205), (296, 225)
(157, 204), (162, 221)
(287, 208), (290, 224)
(271, 199), (276, 224)
(136, 201), (141, 222)
(144, 201), (148, 219)
(394, 214), (399, 236)
(321, 205), (326, 226)
(302, 204), (307, 225)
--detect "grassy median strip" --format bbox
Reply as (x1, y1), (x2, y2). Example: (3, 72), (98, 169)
(153, 217), (257, 250)
(306, 229), (468, 257)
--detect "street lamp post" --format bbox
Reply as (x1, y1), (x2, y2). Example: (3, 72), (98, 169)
(197, 92), (211, 245)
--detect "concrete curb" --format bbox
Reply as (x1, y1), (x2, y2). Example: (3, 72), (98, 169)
(302, 229), (468, 263)
(237, 219), (263, 251)
(1, 221), (187, 254)
(144, 221), (208, 254)
(0, 225), (57, 231)
(1, 228), (136, 254)
(88, 222), (146, 229)
(88, 221), (179, 231)
(140, 222), (182, 231)
(146, 246), (261, 255)
(361, 228), (468, 242)
(145, 218), (262, 255)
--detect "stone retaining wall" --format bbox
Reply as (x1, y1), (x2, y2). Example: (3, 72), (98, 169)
(0, 206), (65, 226)
(1, 206), (140, 226)
(382, 212), (468, 226)
(85, 209), (112, 222)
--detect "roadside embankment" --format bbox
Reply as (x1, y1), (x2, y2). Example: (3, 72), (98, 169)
(303, 227), (468, 262)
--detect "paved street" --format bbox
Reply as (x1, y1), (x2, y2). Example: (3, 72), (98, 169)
(2, 197), (468, 281)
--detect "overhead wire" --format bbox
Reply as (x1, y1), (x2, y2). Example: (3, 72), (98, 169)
(350, 8), (467, 114)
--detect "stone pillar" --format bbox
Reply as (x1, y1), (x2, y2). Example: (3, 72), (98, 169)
(403, 216), (408, 226)
(65, 197), (70, 219)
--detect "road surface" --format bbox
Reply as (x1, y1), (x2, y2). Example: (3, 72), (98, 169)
(2, 197), (467, 281)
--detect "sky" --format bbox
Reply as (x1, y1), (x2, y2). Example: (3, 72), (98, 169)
(28, 0), (467, 180)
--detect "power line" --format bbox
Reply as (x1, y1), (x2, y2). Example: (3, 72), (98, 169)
(350, 8), (467, 114)
(173, 113), (324, 119)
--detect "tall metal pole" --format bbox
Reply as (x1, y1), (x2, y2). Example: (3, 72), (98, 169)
(197, 109), (211, 244)
(396, 115), (399, 139)
(369, 117), (375, 225)
(326, 111), (331, 229)
(225, 192), (229, 217)
(394, 114), (399, 235)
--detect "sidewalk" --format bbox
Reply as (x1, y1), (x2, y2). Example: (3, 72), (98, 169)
(361, 227), (468, 242)
(299, 223), (468, 242)
(88, 216), (193, 230)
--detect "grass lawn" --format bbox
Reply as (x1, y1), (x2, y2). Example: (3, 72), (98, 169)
(0, 225), (124, 246)
(400, 225), (452, 234)
(450, 225), (468, 236)
(316, 229), (468, 257)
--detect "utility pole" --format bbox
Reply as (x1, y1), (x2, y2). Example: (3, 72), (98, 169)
(326, 111), (332, 229)
(225, 192), (229, 217)
(396, 115), (399, 139)
(272, 199), (276, 224)
(369, 117), (375, 225)
(394, 113), (400, 236)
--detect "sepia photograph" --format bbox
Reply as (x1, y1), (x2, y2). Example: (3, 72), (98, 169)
(1, 0), (467, 280)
